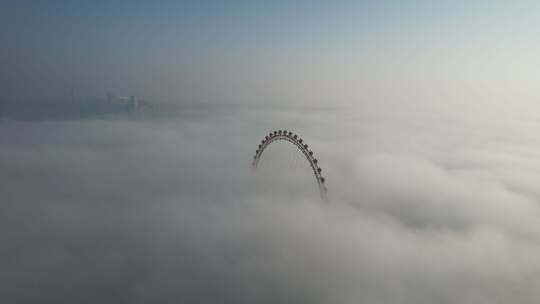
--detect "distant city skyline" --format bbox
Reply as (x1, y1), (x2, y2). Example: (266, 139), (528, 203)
(2, 1), (539, 108)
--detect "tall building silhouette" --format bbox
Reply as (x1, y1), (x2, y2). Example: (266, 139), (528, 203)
(71, 87), (78, 102)
(128, 96), (138, 112)
(106, 92), (113, 104)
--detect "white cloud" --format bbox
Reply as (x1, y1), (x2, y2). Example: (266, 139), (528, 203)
(1, 105), (539, 303)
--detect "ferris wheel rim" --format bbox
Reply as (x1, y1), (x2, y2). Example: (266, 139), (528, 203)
(252, 130), (327, 201)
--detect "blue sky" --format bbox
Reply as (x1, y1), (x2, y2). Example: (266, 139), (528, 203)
(1, 1), (539, 106)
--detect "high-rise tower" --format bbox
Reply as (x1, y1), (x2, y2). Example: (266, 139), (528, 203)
(71, 87), (78, 102)
(128, 96), (138, 112)
(106, 92), (113, 104)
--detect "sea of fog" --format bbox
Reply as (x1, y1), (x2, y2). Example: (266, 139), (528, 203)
(1, 103), (540, 303)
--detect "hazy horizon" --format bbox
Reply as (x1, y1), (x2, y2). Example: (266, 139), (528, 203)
(2, 1), (540, 108)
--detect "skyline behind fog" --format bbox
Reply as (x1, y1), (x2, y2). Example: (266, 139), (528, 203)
(2, 1), (540, 110)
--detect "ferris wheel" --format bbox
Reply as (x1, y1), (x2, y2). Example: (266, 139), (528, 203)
(252, 130), (327, 201)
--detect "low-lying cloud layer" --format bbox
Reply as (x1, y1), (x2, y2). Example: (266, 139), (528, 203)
(1, 104), (540, 303)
